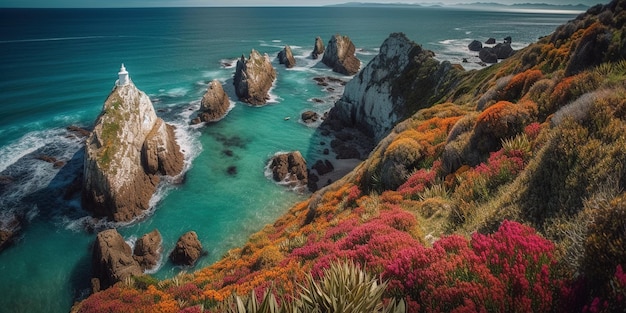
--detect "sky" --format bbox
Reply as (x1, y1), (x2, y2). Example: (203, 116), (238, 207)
(0, 0), (603, 8)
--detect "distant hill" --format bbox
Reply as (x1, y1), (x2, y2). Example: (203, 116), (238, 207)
(330, 1), (589, 11)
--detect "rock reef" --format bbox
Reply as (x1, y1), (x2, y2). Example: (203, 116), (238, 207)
(322, 34), (360, 75)
(82, 78), (184, 222)
(234, 49), (277, 105)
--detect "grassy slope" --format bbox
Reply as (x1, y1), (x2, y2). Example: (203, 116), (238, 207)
(75, 1), (626, 312)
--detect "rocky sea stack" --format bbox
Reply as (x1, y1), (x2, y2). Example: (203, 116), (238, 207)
(193, 79), (231, 123)
(322, 34), (360, 75)
(82, 68), (184, 222)
(234, 49), (277, 105)
(268, 151), (308, 191)
(311, 36), (325, 59)
(277, 45), (296, 68)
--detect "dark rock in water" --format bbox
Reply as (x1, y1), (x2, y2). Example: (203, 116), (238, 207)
(301, 111), (319, 123)
(312, 36), (325, 59)
(462, 58), (468, 63)
(227, 166), (237, 176)
(234, 49), (277, 106)
(0, 216), (21, 252)
(170, 231), (203, 266)
(468, 40), (483, 52)
(311, 98), (324, 103)
(269, 151), (308, 189)
(92, 229), (143, 290)
(485, 38), (496, 44)
(323, 148), (329, 155)
(504, 36), (512, 44)
(493, 43), (514, 59)
(479, 48), (498, 63)
(133, 229), (162, 271)
(190, 117), (201, 125)
(277, 45), (296, 68)
(322, 34), (360, 75)
(197, 80), (231, 123)
(222, 149), (234, 157)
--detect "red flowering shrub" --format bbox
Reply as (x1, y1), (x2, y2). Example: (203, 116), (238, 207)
(398, 161), (442, 199)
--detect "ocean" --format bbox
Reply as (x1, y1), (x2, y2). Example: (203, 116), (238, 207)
(0, 6), (579, 312)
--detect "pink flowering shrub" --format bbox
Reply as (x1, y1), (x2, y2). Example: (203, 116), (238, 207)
(398, 161), (442, 199)
(382, 221), (563, 313)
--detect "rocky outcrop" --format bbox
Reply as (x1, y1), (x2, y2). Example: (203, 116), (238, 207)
(312, 36), (325, 59)
(301, 111), (320, 124)
(485, 38), (496, 44)
(479, 48), (498, 63)
(468, 40), (483, 52)
(82, 80), (184, 222)
(277, 45), (296, 68)
(324, 32), (462, 142)
(92, 229), (142, 291)
(133, 229), (162, 271)
(269, 151), (308, 189)
(322, 34), (360, 75)
(233, 49), (277, 105)
(479, 43), (514, 63)
(194, 80), (231, 123)
(170, 231), (203, 266)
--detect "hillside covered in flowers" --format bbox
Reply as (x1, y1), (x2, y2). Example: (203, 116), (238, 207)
(74, 1), (626, 312)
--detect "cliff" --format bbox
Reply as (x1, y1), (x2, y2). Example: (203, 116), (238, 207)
(326, 32), (463, 142)
(82, 80), (184, 222)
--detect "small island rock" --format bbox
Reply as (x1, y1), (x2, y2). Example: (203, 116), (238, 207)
(92, 229), (142, 290)
(485, 38), (496, 44)
(468, 40), (483, 52)
(197, 80), (231, 123)
(322, 34), (360, 75)
(301, 110), (319, 124)
(269, 151), (308, 189)
(170, 231), (203, 266)
(277, 45), (296, 68)
(234, 49), (277, 106)
(479, 48), (498, 63)
(133, 229), (162, 271)
(312, 36), (325, 59)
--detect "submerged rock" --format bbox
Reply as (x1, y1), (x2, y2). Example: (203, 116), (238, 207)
(322, 34), (360, 75)
(170, 231), (203, 266)
(197, 80), (231, 123)
(312, 36), (325, 59)
(82, 70), (184, 222)
(92, 229), (142, 291)
(269, 151), (308, 189)
(277, 45), (296, 68)
(233, 49), (277, 105)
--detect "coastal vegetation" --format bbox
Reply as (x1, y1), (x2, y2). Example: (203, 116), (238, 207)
(74, 0), (626, 312)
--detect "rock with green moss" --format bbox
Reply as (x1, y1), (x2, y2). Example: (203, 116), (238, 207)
(82, 80), (184, 222)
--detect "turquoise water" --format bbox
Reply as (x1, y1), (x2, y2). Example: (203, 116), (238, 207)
(0, 7), (578, 312)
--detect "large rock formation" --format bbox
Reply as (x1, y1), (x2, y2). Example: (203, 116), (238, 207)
(233, 49), (277, 105)
(268, 151), (308, 189)
(92, 229), (142, 291)
(277, 45), (296, 68)
(312, 36), (325, 59)
(325, 33), (462, 142)
(82, 76), (184, 222)
(133, 229), (162, 271)
(170, 231), (203, 266)
(322, 34), (360, 75)
(195, 80), (231, 123)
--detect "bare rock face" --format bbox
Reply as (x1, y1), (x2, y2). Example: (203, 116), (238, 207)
(312, 36), (325, 59)
(277, 45), (296, 68)
(234, 49), (277, 105)
(170, 231), (203, 266)
(92, 229), (142, 290)
(197, 80), (231, 123)
(468, 40), (483, 52)
(133, 229), (162, 271)
(82, 80), (184, 222)
(322, 34), (360, 75)
(269, 151), (308, 189)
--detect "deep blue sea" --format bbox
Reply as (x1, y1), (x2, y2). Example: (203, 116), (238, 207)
(0, 6), (579, 312)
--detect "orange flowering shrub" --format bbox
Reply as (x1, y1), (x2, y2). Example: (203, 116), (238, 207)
(471, 100), (536, 154)
(502, 69), (543, 101)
